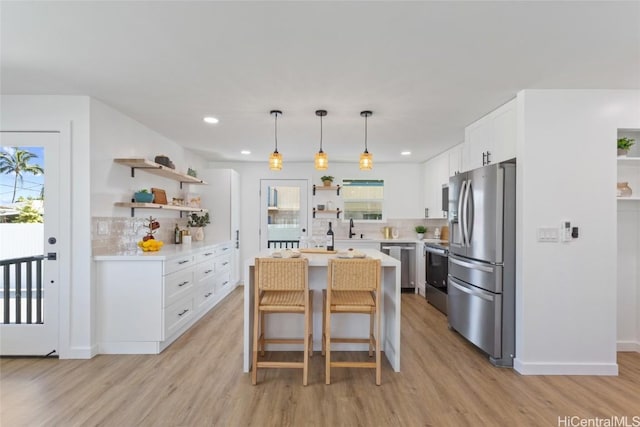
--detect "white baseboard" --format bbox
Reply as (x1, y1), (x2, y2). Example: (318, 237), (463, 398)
(617, 341), (640, 352)
(60, 345), (97, 359)
(514, 359), (619, 376)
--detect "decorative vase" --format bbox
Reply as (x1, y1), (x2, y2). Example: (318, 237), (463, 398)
(417, 233), (425, 240)
(323, 180), (332, 187)
(617, 148), (629, 157)
(192, 227), (205, 241)
(617, 182), (632, 197)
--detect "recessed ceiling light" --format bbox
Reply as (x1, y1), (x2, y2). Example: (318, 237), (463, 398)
(203, 116), (219, 124)
(241, 150), (251, 155)
(401, 151), (412, 156)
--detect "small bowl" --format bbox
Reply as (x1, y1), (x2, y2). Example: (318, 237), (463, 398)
(317, 204), (325, 211)
(134, 192), (154, 203)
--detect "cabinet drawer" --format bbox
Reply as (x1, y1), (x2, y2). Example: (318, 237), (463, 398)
(196, 248), (216, 263)
(216, 271), (232, 293)
(196, 261), (216, 283)
(215, 243), (232, 256)
(164, 295), (194, 338)
(194, 282), (216, 311)
(164, 269), (194, 308)
(165, 255), (195, 275)
(215, 255), (232, 273)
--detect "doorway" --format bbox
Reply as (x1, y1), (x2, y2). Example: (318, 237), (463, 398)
(259, 180), (308, 250)
(0, 132), (60, 356)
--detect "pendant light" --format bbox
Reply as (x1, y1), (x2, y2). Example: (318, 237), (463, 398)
(359, 110), (373, 170)
(269, 110), (283, 171)
(314, 109), (328, 170)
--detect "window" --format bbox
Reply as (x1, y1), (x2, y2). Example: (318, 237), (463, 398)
(342, 179), (384, 221)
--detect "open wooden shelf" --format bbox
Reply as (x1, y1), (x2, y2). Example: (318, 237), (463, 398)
(114, 158), (207, 188)
(313, 184), (341, 196)
(115, 202), (208, 217)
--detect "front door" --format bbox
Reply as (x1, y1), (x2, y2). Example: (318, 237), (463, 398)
(259, 180), (308, 250)
(0, 132), (60, 356)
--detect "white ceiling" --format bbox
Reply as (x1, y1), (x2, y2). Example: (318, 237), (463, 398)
(2, 1), (639, 164)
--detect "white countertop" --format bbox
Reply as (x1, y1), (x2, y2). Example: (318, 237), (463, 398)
(93, 240), (229, 261)
(247, 248), (400, 267)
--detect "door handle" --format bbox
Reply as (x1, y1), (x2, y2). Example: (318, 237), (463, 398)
(449, 278), (494, 302)
(47, 252), (57, 260)
(449, 256), (494, 273)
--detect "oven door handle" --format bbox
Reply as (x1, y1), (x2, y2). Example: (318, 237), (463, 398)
(424, 246), (448, 256)
(449, 256), (494, 273)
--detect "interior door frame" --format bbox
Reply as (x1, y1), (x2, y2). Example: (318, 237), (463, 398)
(259, 179), (309, 251)
(0, 125), (71, 357)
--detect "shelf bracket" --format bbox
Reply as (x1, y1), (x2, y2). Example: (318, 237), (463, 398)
(130, 167), (135, 178)
(312, 185), (316, 196)
(312, 207), (316, 219)
(336, 185), (341, 196)
(336, 209), (341, 219)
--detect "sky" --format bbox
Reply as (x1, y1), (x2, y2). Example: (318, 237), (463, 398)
(0, 146), (45, 205)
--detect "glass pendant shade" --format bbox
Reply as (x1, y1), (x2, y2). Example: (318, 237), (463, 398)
(269, 150), (282, 171)
(315, 109), (328, 170)
(315, 150), (328, 170)
(269, 110), (283, 171)
(359, 150), (373, 170)
(359, 110), (373, 170)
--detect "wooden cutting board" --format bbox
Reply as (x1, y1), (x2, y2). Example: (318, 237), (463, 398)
(299, 248), (338, 254)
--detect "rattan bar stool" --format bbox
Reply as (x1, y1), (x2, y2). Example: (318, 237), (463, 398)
(252, 257), (313, 385)
(322, 258), (382, 385)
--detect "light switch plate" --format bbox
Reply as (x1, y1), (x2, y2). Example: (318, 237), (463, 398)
(537, 227), (558, 242)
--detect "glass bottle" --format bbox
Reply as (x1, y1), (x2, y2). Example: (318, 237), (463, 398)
(326, 222), (334, 251)
(174, 223), (181, 244)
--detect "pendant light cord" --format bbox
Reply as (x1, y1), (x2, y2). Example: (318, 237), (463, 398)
(320, 114), (323, 152)
(274, 112), (279, 152)
(364, 113), (368, 153)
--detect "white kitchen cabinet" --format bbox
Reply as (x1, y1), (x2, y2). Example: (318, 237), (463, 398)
(96, 242), (234, 354)
(447, 143), (464, 177)
(423, 151), (449, 219)
(198, 169), (240, 286)
(464, 99), (517, 171)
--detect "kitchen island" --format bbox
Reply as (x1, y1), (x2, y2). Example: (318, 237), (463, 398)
(243, 249), (402, 372)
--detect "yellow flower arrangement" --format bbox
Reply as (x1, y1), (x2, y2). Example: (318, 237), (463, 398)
(138, 239), (164, 252)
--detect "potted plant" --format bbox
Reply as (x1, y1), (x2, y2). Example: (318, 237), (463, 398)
(188, 212), (210, 241)
(618, 137), (636, 157)
(321, 175), (334, 187)
(415, 225), (427, 240)
(134, 189), (154, 203)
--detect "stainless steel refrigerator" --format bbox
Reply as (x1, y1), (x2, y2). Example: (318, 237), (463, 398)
(448, 160), (516, 366)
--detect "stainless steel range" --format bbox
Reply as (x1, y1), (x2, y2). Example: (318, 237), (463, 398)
(424, 242), (448, 314)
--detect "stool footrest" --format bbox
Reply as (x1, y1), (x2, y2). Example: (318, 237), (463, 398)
(257, 361), (305, 369)
(264, 338), (305, 344)
(330, 361), (377, 368)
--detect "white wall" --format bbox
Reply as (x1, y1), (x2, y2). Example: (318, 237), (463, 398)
(90, 99), (207, 217)
(515, 90), (640, 375)
(1, 95), (90, 358)
(206, 161), (424, 282)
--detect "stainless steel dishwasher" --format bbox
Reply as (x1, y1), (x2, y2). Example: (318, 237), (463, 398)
(381, 243), (416, 293)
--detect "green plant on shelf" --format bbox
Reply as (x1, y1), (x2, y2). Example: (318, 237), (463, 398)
(618, 137), (635, 151)
(188, 212), (210, 228)
(415, 225), (427, 234)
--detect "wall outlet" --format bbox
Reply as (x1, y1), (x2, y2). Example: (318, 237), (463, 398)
(97, 221), (109, 236)
(537, 227), (559, 242)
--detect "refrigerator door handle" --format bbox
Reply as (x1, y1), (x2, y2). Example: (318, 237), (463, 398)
(464, 180), (475, 246)
(449, 278), (494, 302)
(462, 179), (471, 246)
(449, 256), (494, 273)
(457, 180), (467, 246)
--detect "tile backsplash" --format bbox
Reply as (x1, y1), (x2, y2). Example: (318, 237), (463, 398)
(92, 216), (189, 254)
(311, 218), (448, 240)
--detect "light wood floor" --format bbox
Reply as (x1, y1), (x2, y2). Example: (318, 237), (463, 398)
(2, 288), (639, 426)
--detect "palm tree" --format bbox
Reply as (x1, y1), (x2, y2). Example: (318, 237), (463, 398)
(0, 148), (44, 203)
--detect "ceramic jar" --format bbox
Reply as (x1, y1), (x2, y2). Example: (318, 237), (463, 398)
(617, 182), (633, 197)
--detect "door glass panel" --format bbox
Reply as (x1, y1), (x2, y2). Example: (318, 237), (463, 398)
(260, 180), (308, 250)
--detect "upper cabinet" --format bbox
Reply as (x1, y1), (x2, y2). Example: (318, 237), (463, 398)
(447, 143), (465, 177)
(423, 151), (449, 219)
(463, 99), (517, 171)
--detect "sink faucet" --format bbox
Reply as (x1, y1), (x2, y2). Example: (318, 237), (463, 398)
(349, 218), (356, 239)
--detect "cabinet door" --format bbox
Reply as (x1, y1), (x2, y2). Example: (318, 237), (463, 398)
(465, 118), (493, 171)
(492, 103), (516, 163)
(448, 143), (464, 177)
